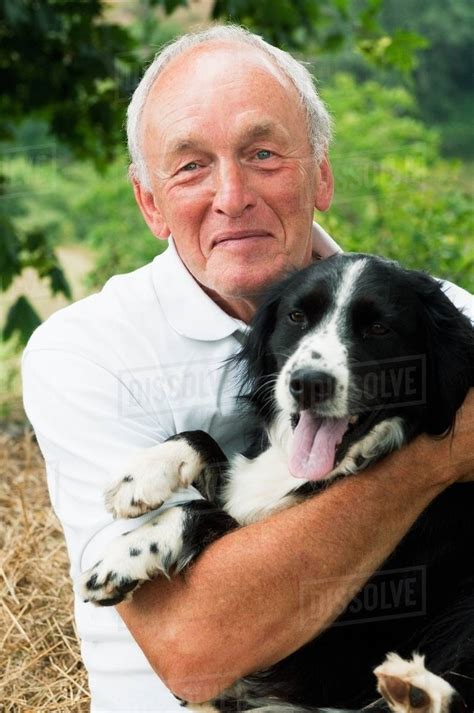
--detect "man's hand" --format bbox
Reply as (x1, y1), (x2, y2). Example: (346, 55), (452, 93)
(450, 387), (474, 482)
(405, 388), (474, 484)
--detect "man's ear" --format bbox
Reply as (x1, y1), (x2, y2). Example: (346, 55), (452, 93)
(314, 154), (334, 212)
(129, 165), (170, 240)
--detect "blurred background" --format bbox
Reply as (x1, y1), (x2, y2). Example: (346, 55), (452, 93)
(0, 1), (472, 709)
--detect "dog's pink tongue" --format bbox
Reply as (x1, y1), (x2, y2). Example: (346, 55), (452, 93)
(289, 411), (349, 480)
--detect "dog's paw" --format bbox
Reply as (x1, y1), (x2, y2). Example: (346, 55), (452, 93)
(105, 439), (204, 518)
(78, 507), (186, 605)
(374, 652), (457, 713)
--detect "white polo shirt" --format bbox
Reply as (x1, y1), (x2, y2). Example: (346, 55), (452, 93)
(22, 228), (474, 713)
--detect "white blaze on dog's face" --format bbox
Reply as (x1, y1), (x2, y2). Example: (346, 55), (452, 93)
(275, 258), (367, 418)
(272, 259), (368, 480)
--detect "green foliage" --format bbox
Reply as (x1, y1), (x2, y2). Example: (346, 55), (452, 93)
(210, 0), (427, 66)
(0, 171), (72, 341)
(379, 0), (474, 156)
(1, 0), (135, 162)
(0, 337), (23, 419)
(31, 156), (166, 286)
(313, 0), (473, 158)
(317, 75), (473, 290)
(358, 30), (428, 73)
(1, 0), (139, 345)
(212, 0), (344, 50)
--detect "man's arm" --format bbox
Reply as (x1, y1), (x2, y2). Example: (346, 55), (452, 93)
(118, 390), (474, 703)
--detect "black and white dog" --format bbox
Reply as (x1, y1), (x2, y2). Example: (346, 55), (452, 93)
(80, 254), (474, 713)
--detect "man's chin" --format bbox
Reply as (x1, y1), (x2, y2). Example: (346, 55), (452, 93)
(211, 267), (282, 299)
(212, 250), (289, 288)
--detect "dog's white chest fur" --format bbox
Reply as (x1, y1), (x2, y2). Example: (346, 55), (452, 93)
(223, 420), (302, 525)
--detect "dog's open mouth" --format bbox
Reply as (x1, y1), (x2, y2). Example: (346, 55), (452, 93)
(289, 410), (358, 481)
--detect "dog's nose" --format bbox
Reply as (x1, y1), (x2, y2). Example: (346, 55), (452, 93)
(289, 369), (336, 408)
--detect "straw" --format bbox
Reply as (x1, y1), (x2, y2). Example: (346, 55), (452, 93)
(0, 430), (90, 711)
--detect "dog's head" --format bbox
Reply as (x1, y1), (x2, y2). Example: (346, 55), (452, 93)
(238, 254), (473, 481)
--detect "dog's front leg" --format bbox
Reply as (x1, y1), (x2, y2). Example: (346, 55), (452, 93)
(105, 430), (229, 518)
(79, 500), (237, 606)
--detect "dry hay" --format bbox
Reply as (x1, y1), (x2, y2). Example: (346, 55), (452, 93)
(0, 430), (90, 711)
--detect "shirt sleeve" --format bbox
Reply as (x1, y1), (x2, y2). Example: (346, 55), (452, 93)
(22, 346), (204, 711)
(440, 278), (474, 324)
(21, 348), (201, 581)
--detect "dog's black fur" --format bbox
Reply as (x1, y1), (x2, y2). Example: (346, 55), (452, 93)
(82, 254), (474, 711)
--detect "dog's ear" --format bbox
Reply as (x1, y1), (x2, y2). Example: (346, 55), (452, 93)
(409, 270), (474, 435)
(237, 287), (282, 386)
(228, 276), (292, 422)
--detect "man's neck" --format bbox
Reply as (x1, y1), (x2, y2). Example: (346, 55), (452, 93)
(203, 285), (259, 323)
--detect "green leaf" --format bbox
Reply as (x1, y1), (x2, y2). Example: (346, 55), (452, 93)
(3, 296), (42, 344)
(358, 31), (428, 73)
(48, 265), (72, 299)
(0, 217), (22, 291)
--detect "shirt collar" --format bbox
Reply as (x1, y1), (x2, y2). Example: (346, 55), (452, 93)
(152, 224), (341, 342)
(311, 222), (343, 259)
(152, 237), (244, 341)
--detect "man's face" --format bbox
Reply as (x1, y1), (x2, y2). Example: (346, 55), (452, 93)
(134, 43), (333, 320)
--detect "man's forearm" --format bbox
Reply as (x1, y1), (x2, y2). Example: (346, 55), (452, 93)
(118, 431), (458, 702)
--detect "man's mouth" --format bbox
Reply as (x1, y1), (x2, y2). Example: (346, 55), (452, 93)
(211, 230), (273, 248)
(288, 411), (360, 481)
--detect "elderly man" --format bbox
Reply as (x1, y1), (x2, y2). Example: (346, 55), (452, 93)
(22, 25), (474, 713)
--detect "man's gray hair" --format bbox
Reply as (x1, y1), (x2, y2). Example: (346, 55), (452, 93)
(127, 24), (332, 190)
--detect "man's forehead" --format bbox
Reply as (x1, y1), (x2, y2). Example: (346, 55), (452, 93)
(147, 41), (294, 104)
(141, 41), (306, 162)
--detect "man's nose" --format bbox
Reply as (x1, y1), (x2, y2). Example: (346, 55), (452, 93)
(212, 162), (257, 218)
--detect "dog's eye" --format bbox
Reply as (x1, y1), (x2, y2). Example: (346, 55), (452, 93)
(365, 322), (389, 336)
(288, 310), (306, 325)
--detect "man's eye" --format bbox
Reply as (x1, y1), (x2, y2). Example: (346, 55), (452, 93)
(180, 162), (199, 172)
(255, 150), (273, 160)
